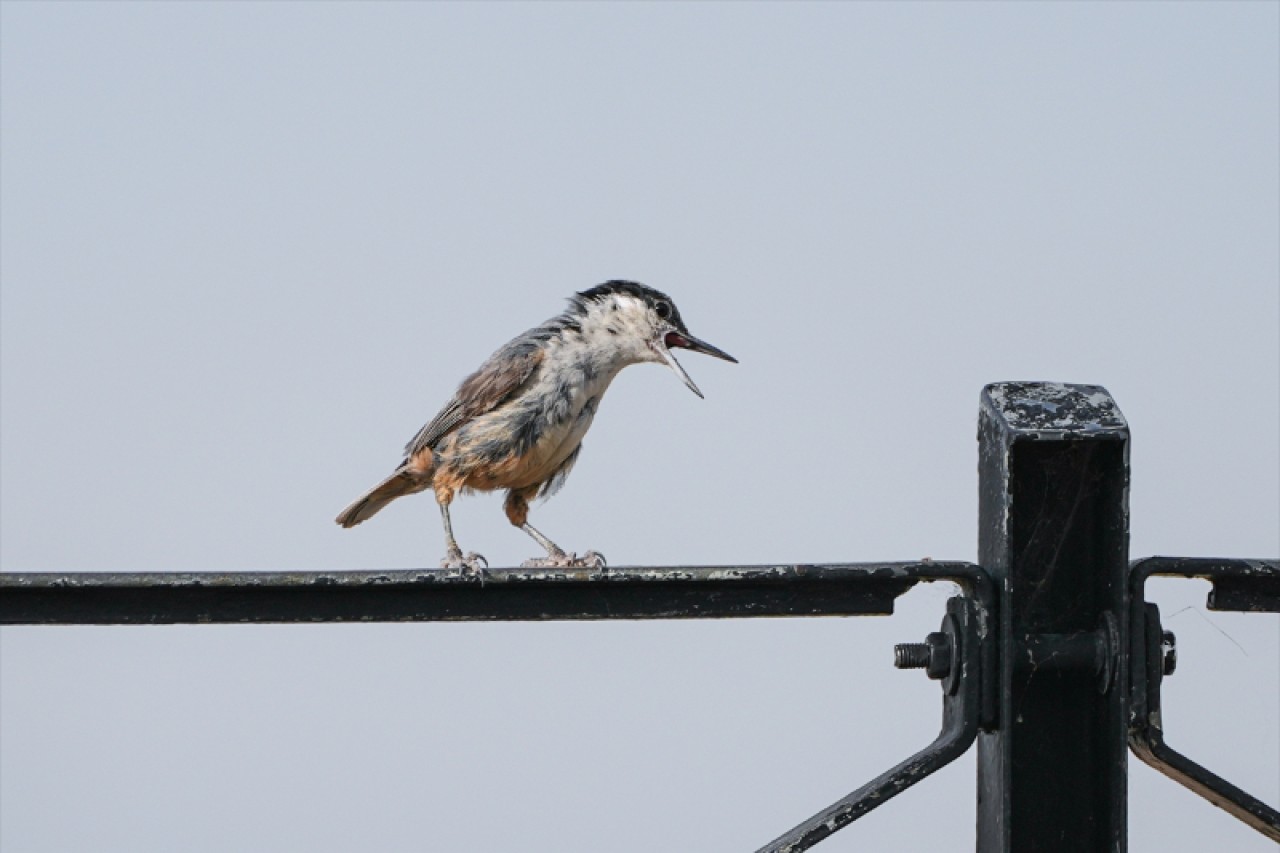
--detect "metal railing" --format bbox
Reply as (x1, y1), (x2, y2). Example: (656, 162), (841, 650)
(3, 382), (1277, 850)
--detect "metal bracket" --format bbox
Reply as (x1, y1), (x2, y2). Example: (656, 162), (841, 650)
(755, 593), (987, 853)
(1128, 557), (1280, 842)
(0, 560), (996, 852)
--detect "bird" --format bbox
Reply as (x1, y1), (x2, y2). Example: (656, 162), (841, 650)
(335, 280), (737, 570)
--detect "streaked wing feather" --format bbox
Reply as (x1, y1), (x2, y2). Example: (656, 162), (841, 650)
(404, 403), (463, 457)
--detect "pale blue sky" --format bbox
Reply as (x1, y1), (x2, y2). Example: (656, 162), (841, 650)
(2, 2), (1277, 851)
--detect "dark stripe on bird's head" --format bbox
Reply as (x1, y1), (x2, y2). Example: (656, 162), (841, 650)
(571, 280), (690, 334)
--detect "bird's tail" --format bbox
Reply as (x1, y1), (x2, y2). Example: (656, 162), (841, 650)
(335, 467), (429, 528)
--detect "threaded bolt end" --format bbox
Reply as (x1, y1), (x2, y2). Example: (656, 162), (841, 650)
(895, 643), (931, 669)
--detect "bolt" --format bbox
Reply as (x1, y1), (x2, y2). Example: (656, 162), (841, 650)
(1161, 630), (1177, 676)
(894, 631), (952, 680)
(895, 643), (931, 669)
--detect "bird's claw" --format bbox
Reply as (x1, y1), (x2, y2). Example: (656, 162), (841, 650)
(520, 549), (607, 570)
(579, 550), (607, 570)
(441, 550), (489, 574)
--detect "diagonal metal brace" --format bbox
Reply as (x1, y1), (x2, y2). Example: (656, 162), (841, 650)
(755, 594), (986, 853)
(1128, 557), (1280, 842)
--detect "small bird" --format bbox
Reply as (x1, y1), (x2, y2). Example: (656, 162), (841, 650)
(335, 281), (736, 570)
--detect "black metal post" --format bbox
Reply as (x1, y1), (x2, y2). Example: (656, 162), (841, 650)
(977, 382), (1130, 852)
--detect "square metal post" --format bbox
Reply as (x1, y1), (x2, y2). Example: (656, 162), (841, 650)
(977, 383), (1130, 852)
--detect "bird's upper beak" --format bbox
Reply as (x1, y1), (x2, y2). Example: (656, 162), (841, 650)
(653, 329), (738, 398)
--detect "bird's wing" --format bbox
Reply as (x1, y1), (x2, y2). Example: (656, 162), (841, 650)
(404, 337), (545, 457)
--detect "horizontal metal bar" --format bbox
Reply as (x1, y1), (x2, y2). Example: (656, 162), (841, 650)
(0, 562), (985, 626)
(1130, 556), (1280, 613)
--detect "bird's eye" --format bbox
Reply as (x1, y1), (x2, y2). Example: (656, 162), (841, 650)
(655, 301), (671, 320)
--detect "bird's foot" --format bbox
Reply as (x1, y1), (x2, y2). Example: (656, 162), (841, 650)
(520, 549), (607, 570)
(441, 549), (489, 574)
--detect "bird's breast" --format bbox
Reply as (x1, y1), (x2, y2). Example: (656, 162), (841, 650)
(444, 359), (618, 491)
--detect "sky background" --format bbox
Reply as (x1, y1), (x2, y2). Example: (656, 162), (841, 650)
(1, 2), (1277, 851)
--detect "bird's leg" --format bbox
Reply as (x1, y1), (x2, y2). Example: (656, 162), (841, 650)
(436, 488), (487, 572)
(504, 489), (606, 569)
(520, 521), (568, 560)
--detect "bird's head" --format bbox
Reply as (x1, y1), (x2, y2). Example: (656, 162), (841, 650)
(570, 281), (737, 397)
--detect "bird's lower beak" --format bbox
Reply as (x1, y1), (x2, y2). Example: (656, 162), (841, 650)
(654, 330), (738, 399)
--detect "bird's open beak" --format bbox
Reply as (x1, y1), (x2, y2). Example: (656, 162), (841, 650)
(654, 330), (738, 399)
